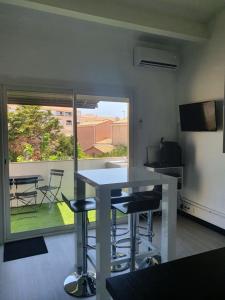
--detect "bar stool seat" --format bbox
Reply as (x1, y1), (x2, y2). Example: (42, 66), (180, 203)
(119, 191), (161, 214)
(69, 198), (96, 212)
(135, 189), (161, 241)
(62, 193), (96, 298)
(111, 192), (136, 206)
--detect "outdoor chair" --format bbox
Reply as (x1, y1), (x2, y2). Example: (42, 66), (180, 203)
(9, 178), (15, 205)
(14, 177), (38, 208)
(9, 178), (14, 196)
(38, 169), (64, 206)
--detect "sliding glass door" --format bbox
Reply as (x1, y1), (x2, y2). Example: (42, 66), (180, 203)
(76, 94), (129, 224)
(3, 87), (76, 240)
(1, 87), (131, 241)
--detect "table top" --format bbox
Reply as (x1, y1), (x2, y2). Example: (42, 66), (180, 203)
(9, 175), (43, 180)
(106, 247), (225, 300)
(76, 167), (176, 189)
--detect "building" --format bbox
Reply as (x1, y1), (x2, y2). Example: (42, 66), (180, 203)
(77, 120), (113, 151)
(77, 119), (128, 154)
(49, 106), (73, 136)
(112, 120), (128, 146)
(85, 141), (115, 156)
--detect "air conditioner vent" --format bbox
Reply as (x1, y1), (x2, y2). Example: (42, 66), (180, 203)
(134, 47), (179, 70)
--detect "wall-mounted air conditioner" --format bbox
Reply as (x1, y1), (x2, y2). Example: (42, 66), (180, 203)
(133, 46), (179, 70)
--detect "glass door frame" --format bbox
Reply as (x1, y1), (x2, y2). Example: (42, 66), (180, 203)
(2, 84), (77, 242)
(1, 84), (134, 242)
(75, 93), (133, 229)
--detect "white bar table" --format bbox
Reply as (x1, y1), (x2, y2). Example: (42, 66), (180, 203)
(75, 167), (177, 300)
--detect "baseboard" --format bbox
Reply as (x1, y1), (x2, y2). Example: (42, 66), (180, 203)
(119, 210), (225, 236)
(178, 209), (225, 236)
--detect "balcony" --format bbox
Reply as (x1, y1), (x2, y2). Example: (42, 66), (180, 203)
(10, 157), (127, 233)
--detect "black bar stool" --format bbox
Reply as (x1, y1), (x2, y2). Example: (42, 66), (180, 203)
(112, 191), (161, 272)
(111, 189), (136, 272)
(139, 186), (162, 244)
(62, 193), (96, 298)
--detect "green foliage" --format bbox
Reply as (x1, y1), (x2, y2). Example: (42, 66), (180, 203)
(77, 143), (88, 159)
(8, 105), (127, 162)
(8, 105), (74, 162)
(57, 134), (74, 158)
(16, 143), (34, 162)
(95, 145), (128, 158)
(109, 145), (128, 157)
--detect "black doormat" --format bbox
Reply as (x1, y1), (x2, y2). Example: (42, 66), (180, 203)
(4, 236), (48, 262)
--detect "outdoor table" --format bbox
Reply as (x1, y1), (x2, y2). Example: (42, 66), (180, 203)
(9, 175), (44, 182)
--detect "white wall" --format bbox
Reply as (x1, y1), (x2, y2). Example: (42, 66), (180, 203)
(0, 4), (178, 167)
(177, 10), (225, 228)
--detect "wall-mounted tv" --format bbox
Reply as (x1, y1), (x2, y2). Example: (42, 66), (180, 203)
(179, 101), (217, 132)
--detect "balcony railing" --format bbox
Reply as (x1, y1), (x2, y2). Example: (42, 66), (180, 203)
(9, 157), (127, 233)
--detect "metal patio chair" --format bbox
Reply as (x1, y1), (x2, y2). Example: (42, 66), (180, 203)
(37, 169), (64, 206)
(9, 178), (15, 208)
(14, 177), (38, 208)
(9, 178), (14, 200)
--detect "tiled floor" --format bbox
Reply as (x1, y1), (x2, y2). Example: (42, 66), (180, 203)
(1, 215), (225, 300)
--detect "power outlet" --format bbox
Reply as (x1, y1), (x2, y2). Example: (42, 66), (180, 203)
(183, 203), (190, 211)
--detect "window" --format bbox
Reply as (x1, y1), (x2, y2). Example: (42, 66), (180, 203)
(66, 120), (72, 126)
(55, 111), (64, 116)
(65, 111), (72, 116)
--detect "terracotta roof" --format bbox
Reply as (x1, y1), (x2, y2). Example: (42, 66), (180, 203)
(78, 120), (112, 126)
(91, 144), (115, 153)
(96, 138), (112, 144)
(79, 115), (116, 121)
(113, 119), (128, 124)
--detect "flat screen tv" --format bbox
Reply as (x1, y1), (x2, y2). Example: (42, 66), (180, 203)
(179, 101), (217, 131)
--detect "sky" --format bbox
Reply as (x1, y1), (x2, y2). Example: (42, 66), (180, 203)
(79, 101), (128, 119)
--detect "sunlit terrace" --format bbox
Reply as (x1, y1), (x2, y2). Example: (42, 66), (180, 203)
(10, 157), (127, 233)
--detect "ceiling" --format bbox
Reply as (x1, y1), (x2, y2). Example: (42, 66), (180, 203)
(120, 0), (225, 23)
(0, 0), (224, 42)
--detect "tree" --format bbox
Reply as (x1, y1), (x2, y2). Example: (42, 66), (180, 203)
(55, 134), (74, 159)
(8, 105), (74, 162)
(8, 105), (127, 162)
(109, 145), (127, 157)
(95, 145), (128, 158)
(77, 143), (88, 159)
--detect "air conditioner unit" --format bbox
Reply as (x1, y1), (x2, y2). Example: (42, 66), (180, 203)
(134, 46), (179, 70)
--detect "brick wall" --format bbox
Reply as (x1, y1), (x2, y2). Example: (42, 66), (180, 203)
(95, 120), (113, 142)
(112, 123), (128, 146)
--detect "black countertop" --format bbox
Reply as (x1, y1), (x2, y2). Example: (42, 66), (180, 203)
(106, 247), (225, 300)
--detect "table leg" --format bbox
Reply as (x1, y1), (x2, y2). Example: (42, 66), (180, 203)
(161, 178), (177, 262)
(131, 187), (140, 254)
(96, 187), (111, 300)
(74, 177), (85, 274)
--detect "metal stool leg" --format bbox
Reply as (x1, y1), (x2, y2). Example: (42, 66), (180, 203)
(139, 210), (161, 269)
(64, 211), (96, 297)
(147, 210), (153, 243)
(111, 208), (129, 272)
(130, 212), (137, 272)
